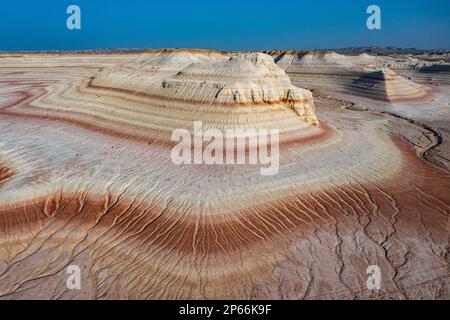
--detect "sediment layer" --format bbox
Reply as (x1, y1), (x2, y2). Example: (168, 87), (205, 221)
(0, 50), (448, 299)
(349, 68), (431, 102)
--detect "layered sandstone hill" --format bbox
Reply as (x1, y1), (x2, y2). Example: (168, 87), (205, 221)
(275, 51), (374, 92)
(9, 51), (318, 145)
(93, 52), (318, 129)
(414, 62), (450, 85)
(129, 49), (228, 73)
(273, 51), (436, 102)
(353, 55), (450, 85)
(349, 68), (431, 102)
(273, 50), (450, 86)
(276, 51), (370, 74)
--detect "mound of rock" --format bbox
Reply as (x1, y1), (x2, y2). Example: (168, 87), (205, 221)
(350, 68), (431, 102)
(88, 51), (318, 141)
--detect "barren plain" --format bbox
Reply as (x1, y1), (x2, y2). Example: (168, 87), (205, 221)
(0, 49), (449, 299)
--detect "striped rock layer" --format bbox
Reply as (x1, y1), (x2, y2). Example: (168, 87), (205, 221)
(349, 68), (431, 102)
(0, 51), (448, 299)
(274, 52), (435, 101)
(272, 50), (450, 86)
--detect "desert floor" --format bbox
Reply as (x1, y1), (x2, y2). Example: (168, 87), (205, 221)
(0, 51), (448, 299)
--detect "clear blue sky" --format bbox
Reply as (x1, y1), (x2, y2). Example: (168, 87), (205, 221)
(1, 0), (449, 51)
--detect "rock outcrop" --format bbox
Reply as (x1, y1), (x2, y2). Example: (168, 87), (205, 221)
(91, 52), (319, 135)
(0, 51), (319, 148)
(350, 68), (431, 102)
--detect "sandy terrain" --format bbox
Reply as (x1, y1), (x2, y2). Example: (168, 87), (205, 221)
(0, 50), (448, 299)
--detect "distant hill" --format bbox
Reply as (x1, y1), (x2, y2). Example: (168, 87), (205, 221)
(331, 46), (449, 55)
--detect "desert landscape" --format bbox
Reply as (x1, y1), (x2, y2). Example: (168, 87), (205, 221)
(0, 48), (448, 299)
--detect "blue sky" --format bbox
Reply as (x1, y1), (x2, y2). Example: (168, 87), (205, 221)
(1, 0), (449, 51)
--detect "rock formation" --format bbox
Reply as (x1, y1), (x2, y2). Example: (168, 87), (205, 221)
(91, 51), (319, 137)
(349, 68), (431, 102)
(272, 51), (443, 102)
(0, 50), (448, 300)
